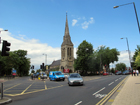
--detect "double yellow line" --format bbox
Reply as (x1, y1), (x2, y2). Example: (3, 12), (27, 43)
(96, 76), (128, 105)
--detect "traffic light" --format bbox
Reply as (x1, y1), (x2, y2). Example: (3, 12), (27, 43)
(42, 63), (44, 69)
(40, 65), (42, 69)
(1, 40), (11, 56)
(32, 65), (34, 69)
(105, 65), (106, 68)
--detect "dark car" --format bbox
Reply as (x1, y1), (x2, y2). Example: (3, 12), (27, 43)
(115, 71), (122, 75)
(122, 70), (130, 75)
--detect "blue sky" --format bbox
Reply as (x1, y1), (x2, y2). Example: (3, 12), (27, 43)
(0, 0), (140, 71)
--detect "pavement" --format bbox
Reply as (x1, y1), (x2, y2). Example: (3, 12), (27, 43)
(0, 75), (140, 105)
(106, 74), (140, 105)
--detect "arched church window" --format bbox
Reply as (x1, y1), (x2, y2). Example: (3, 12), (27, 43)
(70, 48), (71, 56)
(63, 48), (65, 57)
(67, 48), (69, 56)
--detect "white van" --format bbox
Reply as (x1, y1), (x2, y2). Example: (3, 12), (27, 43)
(40, 72), (47, 79)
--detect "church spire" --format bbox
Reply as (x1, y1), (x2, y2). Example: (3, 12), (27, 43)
(64, 11), (70, 37)
(61, 12), (73, 46)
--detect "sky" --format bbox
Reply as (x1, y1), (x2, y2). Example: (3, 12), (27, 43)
(0, 0), (140, 72)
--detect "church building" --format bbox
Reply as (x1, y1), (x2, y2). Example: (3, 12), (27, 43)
(50, 14), (74, 72)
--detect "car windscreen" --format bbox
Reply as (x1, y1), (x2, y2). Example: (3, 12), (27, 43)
(55, 72), (62, 75)
(70, 74), (80, 78)
(43, 73), (46, 75)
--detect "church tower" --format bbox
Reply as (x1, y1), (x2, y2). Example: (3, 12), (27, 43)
(60, 13), (74, 72)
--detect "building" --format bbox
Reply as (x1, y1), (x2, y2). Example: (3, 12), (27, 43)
(50, 13), (74, 73)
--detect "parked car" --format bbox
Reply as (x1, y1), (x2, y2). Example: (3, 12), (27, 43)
(68, 73), (84, 86)
(63, 73), (69, 78)
(103, 72), (108, 76)
(36, 72), (40, 78)
(49, 71), (65, 81)
(40, 72), (47, 79)
(122, 70), (130, 75)
(115, 71), (122, 75)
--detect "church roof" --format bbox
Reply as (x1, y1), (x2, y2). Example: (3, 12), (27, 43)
(50, 59), (61, 67)
(61, 13), (73, 46)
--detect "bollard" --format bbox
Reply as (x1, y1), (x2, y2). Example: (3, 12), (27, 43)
(1, 83), (3, 99)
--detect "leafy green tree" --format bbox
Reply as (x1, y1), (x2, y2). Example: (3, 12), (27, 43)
(133, 45), (140, 61)
(10, 50), (30, 76)
(96, 46), (120, 72)
(115, 63), (126, 71)
(135, 52), (140, 68)
(74, 40), (93, 75)
(36, 69), (42, 73)
(110, 68), (115, 73)
(31, 70), (35, 73)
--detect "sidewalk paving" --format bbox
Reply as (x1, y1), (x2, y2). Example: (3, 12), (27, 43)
(111, 74), (140, 105)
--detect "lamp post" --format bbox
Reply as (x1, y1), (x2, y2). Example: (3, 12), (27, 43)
(0, 30), (8, 44)
(121, 37), (131, 70)
(43, 53), (47, 67)
(114, 2), (140, 34)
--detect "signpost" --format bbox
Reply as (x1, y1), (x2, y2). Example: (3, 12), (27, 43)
(64, 69), (69, 73)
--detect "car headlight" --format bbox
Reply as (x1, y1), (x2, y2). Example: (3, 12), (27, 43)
(80, 80), (83, 82)
(69, 80), (73, 82)
(56, 76), (59, 78)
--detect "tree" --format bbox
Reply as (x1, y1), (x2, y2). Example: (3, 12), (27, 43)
(36, 69), (42, 73)
(133, 45), (140, 61)
(115, 63), (126, 71)
(96, 46), (120, 72)
(10, 50), (30, 76)
(31, 70), (35, 73)
(74, 40), (93, 75)
(134, 51), (140, 68)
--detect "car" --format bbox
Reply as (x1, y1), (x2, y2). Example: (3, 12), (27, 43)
(115, 71), (122, 75)
(103, 72), (108, 76)
(49, 71), (65, 81)
(36, 72), (40, 78)
(62, 73), (69, 78)
(68, 73), (84, 86)
(40, 72), (47, 79)
(122, 70), (130, 75)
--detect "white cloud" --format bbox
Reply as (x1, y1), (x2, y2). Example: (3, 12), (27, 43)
(72, 19), (78, 26)
(0, 28), (61, 71)
(81, 17), (94, 29)
(110, 51), (134, 68)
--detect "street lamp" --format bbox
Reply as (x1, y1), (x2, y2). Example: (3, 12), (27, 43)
(0, 30), (8, 44)
(114, 2), (140, 34)
(42, 53), (47, 66)
(121, 37), (131, 70)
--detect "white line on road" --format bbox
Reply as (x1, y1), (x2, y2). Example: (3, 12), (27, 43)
(75, 101), (82, 105)
(115, 79), (118, 82)
(108, 82), (114, 86)
(93, 87), (105, 95)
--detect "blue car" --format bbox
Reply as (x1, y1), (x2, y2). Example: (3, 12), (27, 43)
(49, 71), (65, 81)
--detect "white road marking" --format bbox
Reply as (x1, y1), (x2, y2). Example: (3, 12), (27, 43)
(115, 79), (118, 82)
(95, 94), (107, 98)
(93, 87), (105, 95)
(75, 101), (82, 105)
(108, 82), (114, 86)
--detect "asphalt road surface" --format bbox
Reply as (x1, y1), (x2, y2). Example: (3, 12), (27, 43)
(2, 75), (128, 105)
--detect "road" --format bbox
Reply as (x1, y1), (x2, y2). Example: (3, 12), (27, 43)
(2, 75), (128, 105)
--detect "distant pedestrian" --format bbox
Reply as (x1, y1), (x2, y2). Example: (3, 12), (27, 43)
(136, 69), (139, 76)
(131, 70), (133, 76)
(133, 70), (136, 76)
